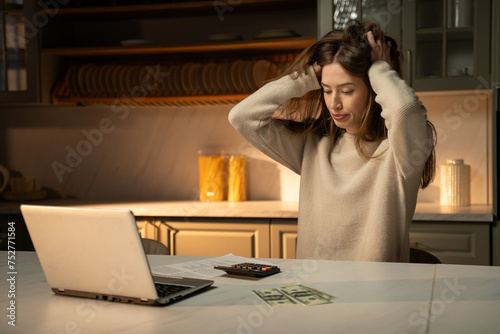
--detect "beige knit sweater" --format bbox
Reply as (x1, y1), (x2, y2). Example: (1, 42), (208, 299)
(228, 61), (433, 262)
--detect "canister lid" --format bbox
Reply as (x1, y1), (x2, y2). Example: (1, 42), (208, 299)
(446, 159), (464, 165)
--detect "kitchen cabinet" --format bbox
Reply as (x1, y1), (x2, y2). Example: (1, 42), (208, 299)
(492, 1), (500, 268)
(268, 219), (492, 265)
(37, 0), (317, 106)
(410, 221), (491, 265)
(401, 0), (491, 91)
(270, 218), (298, 259)
(325, 0), (401, 41)
(493, 0), (500, 85)
(136, 217), (271, 258)
(0, 0), (40, 103)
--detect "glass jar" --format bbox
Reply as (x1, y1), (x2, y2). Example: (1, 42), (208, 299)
(198, 152), (225, 201)
(228, 155), (246, 202)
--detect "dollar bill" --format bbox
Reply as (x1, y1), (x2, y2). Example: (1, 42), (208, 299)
(253, 285), (336, 306)
(279, 284), (332, 306)
(294, 284), (337, 302)
(252, 288), (299, 306)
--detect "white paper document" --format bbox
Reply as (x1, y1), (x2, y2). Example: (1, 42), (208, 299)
(151, 253), (274, 279)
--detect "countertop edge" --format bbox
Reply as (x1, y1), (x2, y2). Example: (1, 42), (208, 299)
(0, 200), (495, 222)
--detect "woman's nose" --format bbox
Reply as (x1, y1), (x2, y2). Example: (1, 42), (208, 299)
(330, 94), (341, 110)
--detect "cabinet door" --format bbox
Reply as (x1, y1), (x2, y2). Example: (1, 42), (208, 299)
(149, 217), (270, 258)
(270, 219), (298, 259)
(492, 1), (500, 85)
(329, 0), (401, 41)
(410, 221), (490, 265)
(136, 218), (160, 239)
(0, 1), (39, 103)
(402, 0), (490, 91)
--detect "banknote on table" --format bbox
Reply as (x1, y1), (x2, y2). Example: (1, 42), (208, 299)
(294, 284), (337, 302)
(253, 284), (336, 306)
(252, 288), (299, 306)
(279, 284), (334, 306)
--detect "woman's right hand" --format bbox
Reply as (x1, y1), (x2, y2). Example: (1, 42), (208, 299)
(366, 31), (391, 64)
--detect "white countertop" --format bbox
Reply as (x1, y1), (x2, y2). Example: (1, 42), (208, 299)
(413, 202), (494, 222)
(4, 252), (499, 334)
(0, 199), (494, 222)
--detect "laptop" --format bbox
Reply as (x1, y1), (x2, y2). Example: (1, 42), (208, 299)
(21, 204), (214, 306)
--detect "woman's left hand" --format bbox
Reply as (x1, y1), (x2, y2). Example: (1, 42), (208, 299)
(313, 62), (322, 81)
(366, 31), (391, 64)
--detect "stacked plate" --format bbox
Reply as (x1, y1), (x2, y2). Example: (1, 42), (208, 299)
(66, 63), (162, 97)
(65, 59), (280, 97)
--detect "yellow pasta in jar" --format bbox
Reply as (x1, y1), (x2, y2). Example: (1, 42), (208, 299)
(198, 155), (225, 201)
(228, 155), (246, 202)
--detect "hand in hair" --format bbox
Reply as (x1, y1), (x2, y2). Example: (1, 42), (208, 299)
(312, 61), (322, 81)
(365, 31), (391, 64)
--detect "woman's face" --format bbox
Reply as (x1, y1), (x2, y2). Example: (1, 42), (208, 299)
(320, 62), (370, 135)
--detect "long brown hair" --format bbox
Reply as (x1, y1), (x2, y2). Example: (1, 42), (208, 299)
(276, 20), (436, 189)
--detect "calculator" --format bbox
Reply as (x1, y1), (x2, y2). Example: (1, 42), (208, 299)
(214, 263), (281, 277)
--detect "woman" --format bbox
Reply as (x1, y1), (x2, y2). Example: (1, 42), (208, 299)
(228, 21), (436, 262)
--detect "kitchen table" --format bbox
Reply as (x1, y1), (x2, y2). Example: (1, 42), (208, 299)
(1, 252), (499, 334)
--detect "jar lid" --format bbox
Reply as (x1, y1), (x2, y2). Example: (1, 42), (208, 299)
(447, 159), (464, 165)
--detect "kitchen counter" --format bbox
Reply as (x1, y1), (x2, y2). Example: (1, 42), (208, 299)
(0, 199), (494, 222)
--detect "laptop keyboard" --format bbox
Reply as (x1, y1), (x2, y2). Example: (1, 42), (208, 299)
(155, 283), (190, 298)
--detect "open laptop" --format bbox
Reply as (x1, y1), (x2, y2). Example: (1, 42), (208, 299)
(21, 204), (214, 306)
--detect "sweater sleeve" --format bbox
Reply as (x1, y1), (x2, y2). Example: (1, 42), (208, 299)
(228, 66), (321, 174)
(368, 61), (433, 181)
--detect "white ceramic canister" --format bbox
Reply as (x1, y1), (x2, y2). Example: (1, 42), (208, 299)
(440, 159), (471, 206)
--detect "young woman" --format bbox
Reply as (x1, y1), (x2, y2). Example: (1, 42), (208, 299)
(228, 21), (436, 262)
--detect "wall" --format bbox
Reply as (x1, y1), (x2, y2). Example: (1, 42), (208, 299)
(0, 89), (492, 205)
(418, 89), (492, 205)
(0, 104), (291, 201)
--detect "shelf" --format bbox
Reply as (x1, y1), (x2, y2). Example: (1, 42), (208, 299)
(40, 0), (316, 105)
(415, 27), (474, 35)
(40, 0), (315, 19)
(41, 37), (316, 57)
(50, 53), (296, 106)
(51, 94), (250, 107)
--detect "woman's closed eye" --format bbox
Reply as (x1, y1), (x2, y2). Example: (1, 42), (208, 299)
(342, 90), (353, 95)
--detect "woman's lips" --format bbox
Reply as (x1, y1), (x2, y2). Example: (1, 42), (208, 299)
(332, 114), (348, 121)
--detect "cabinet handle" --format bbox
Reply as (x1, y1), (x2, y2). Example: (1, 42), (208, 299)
(407, 50), (412, 87)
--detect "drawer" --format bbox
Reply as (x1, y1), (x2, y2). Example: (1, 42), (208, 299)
(410, 222), (490, 265)
(137, 217), (271, 258)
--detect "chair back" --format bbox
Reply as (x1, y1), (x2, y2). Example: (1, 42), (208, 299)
(410, 248), (441, 264)
(141, 238), (169, 255)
